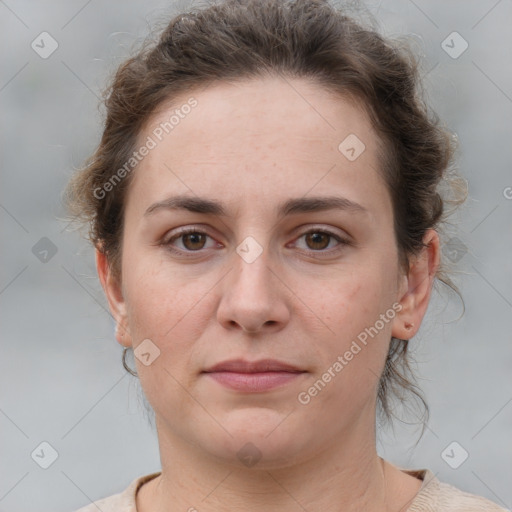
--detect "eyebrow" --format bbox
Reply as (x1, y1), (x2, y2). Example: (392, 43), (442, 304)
(144, 194), (368, 218)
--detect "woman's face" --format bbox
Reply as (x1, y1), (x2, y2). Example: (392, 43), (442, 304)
(102, 76), (418, 467)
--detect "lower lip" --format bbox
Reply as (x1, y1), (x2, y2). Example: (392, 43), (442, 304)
(203, 371), (305, 392)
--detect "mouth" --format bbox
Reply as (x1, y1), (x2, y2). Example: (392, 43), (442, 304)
(202, 359), (307, 392)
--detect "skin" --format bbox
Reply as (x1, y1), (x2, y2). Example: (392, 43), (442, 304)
(97, 75), (440, 512)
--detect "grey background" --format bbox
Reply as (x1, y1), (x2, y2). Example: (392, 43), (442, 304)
(1, 1), (511, 511)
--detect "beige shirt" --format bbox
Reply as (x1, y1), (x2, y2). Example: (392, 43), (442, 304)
(73, 468), (508, 511)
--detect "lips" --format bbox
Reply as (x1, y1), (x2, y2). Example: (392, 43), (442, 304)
(202, 359), (306, 392)
(203, 358), (304, 374)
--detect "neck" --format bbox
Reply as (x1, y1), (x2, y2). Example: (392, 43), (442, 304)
(142, 415), (395, 512)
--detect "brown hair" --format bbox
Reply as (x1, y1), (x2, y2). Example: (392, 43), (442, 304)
(64, 0), (464, 427)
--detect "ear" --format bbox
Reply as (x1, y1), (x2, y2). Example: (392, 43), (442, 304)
(96, 248), (132, 348)
(392, 229), (440, 340)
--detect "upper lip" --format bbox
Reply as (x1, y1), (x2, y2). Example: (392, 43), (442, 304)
(203, 359), (304, 373)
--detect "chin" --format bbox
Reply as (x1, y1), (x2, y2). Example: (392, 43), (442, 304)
(196, 408), (315, 469)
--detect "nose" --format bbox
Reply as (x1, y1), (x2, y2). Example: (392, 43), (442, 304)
(216, 245), (290, 335)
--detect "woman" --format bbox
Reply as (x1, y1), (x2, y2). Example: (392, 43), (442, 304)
(66, 0), (506, 510)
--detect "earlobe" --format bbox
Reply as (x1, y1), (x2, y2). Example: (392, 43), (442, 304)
(96, 248), (132, 348)
(391, 229), (440, 340)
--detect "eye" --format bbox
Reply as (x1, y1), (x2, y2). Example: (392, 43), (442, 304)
(162, 228), (219, 255)
(292, 228), (350, 254)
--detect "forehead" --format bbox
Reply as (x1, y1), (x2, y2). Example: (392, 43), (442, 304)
(144, 75), (376, 152)
(128, 76), (389, 217)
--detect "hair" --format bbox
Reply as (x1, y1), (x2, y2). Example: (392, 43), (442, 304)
(64, 0), (466, 429)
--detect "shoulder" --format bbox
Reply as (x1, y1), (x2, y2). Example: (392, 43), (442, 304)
(407, 468), (509, 512)
(434, 478), (509, 512)
(71, 472), (162, 512)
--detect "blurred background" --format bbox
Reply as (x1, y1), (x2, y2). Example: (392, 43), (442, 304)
(1, 0), (511, 510)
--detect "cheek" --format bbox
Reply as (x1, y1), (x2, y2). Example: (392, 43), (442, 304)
(120, 248), (228, 397)
(121, 240), (198, 334)
(304, 263), (398, 393)
(124, 273), (208, 351)
(311, 262), (397, 337)
(121, 259), (207, 417)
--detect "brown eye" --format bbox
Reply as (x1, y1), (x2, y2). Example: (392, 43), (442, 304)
(181, 232), (207, 251)
(292, 228), (351, 256)
(163, 228), (218, 255)
(304, 232), (331, 250)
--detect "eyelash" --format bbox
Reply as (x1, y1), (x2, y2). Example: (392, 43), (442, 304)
(161, 226), (351, 258)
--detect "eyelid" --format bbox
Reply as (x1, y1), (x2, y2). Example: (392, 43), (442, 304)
(291, 223), (352, 242)
(161, 225), (220, 247)
(289, 226), (352, 254)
